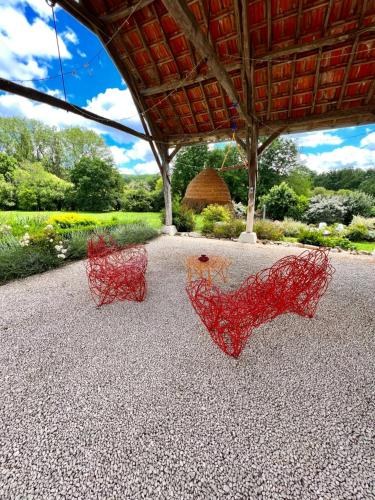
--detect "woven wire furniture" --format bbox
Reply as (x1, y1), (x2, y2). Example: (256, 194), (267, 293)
(186, 249), (334, 358)
(185, 255), (231, 285)
(86, 235), (147, 307)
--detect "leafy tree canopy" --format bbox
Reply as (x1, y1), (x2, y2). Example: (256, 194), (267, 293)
(70, 157), (122, 212)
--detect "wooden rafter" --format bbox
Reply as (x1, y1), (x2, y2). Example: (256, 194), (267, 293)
(312, 0), (333, 114)
(259, 25), (375, 61)
(167, 145), (181, 163)
(182, 87), (199, 133)
(151, 4), (182, 79)
(258, 127), (286, 155)
(132, 16), (162, 85)
(311, 48), (323, 114)
(0, 77), (151, 142)
(365, 79), (375, 104)
(167, 105), (375, 145)
(100, 0), (154, 23)
(163, 0), (256, 129)
(199, 82), (215, 129)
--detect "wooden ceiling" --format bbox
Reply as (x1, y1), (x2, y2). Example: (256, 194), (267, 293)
(58, 0), (375, 145)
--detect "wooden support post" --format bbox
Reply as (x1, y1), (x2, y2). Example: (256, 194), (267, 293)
(246, 122), (258, 234)
(158, 145), (177, 235)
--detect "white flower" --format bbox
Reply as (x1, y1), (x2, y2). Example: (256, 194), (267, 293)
(24, 224), (30, 229)
(54, 244), (62, 251)
(45, 224), (54, 231)
(49, 239), (54, 243)
(61, 248), (68, 254)
(57, 253), (66, 259)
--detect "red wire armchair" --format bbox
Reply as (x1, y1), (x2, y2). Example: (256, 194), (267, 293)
(86, 235), (147, 307)
(186, 249), (334, 358)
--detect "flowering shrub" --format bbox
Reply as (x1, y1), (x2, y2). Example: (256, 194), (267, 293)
(0, 224), (12, 236)
(47, 213), (98, 229)
(19, 232), (30, 247)
(54, 241), (68, 259)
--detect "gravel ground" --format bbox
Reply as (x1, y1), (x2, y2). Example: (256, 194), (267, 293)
(0, 235), (374, 500)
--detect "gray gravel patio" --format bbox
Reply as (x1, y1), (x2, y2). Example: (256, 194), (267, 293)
(0, 235), (374, 499)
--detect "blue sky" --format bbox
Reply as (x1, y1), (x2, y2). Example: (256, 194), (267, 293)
(1, 0), (374, 174)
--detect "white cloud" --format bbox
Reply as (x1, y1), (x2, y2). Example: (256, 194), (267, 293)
(301, 145), (375, 172)
(62, 28), (79, 45)
(77, 49), (87, 58)
(109, 141), (152, 165)
(6, 0), (56, 20)
(132, 160), (160, 175)
(86, 87), (140, 125)
(0, 5), (73, 82)
(291, 130), (344, 148)
(360, 132), (375, 150)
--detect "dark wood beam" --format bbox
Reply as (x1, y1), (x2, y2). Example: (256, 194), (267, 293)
(267, 0), (272, 120)
(163, 0), (256, 128)
(56, 0), (107, 36)
(0, 77), (152, 142)
(199, 82), (215, 129)
(140, 62), (241, 96)
(311, 48), (323, 113)
(182, 87), (199, 133)
(167, 105), (375, 145)
(258, 25), (375, 61)
(100, 0), (154, 23)
(167, 145), (181, 163)
(258, 127), (286, 155)
(366, 79), (375, 104)
(312, 1), (333, 114)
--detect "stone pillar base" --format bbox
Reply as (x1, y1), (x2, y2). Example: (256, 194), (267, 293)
(161, 225), (177, 236)
(238, 231), (257, 244)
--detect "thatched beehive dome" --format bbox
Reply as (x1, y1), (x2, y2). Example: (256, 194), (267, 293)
(182, 168), (232, 211)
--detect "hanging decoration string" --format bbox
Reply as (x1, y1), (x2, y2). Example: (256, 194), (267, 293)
(47, 0), (67, 102)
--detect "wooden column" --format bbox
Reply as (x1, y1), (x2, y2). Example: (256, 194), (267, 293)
(239, 0), (258, 243)
(246, 122), (258, 233)
(158, 144), (176, 235)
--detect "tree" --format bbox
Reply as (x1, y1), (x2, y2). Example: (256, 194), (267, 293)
(70, 157), (122, 211)
(0, 117), (33, 162)
(313, 168), (375, 192)
(12, 163), (73, 210)
(0, 175), (15, 209)
(59, 127), (113, 170)
(171, 145), (209, 197)
(286, 165), (314, 196)
(0, 152), (18, 181)
(259, 182), (300, 220)
(257, 137), (301, 198)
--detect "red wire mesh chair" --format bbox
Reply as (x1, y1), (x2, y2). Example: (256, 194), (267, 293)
(186, 249), (334, 358)
(86, 235), (147, 307)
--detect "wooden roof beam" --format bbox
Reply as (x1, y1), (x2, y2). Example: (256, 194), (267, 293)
(100, 0), (154, 23)
(140, 62), (241, 96)
(258, 127), (286, 155)
(258, 25), (375, 61)
(163, 0), (256, 129)
(167, 106), (375, 145)
(0, 77), (152, 142)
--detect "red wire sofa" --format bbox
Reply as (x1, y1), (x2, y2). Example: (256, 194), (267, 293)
(86, 235), (147, 307)
(186, 249), (334, 358)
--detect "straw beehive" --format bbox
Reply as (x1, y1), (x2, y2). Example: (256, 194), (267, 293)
(182, 168), (232, 211)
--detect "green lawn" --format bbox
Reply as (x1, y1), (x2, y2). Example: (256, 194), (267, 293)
(352, 241), (375, 252)
(0, 211), (162, 230)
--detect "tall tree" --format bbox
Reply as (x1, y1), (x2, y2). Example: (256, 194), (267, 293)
(70, 157), (122, 211)
(59, 127), (113, 170)
(171, 144), (209, 197)
(257, 137), (301, 198)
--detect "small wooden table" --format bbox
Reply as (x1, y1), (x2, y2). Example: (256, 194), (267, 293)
(185, 255), (231, 284)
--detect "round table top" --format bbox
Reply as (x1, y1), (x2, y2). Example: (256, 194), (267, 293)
(185, 255), (231, 270)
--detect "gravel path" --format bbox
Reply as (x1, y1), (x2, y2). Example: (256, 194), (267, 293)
(0, 236), (374, 499)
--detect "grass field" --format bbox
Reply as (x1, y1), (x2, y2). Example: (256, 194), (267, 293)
(0, 210), (162, 236)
